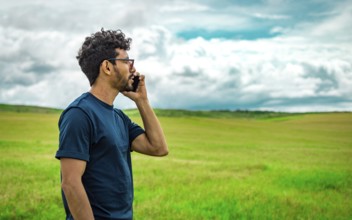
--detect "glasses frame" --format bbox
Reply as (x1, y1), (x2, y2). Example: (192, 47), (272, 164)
(107, 58), (134, 70)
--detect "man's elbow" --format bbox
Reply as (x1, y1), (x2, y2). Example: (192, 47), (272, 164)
(156, 144), (169, 157)
(61, 180), (74, 194)
(159, 149), (169, 156)
(61, 178), (80, 195)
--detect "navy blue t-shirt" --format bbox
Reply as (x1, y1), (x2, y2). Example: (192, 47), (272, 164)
(55, 92), (144, 220)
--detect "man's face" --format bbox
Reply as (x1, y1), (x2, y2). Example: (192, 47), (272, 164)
(111, 48), (135, 92)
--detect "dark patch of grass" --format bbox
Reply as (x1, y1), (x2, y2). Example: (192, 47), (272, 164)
(126, 108), (304, 119)
(2, 103), (350, 120)
(0, 104), (62, 114)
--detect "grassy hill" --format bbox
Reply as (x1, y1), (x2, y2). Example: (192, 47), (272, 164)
(0, 104), (351, 219)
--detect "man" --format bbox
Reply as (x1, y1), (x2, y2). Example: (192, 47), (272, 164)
(55, 28), (168, 220)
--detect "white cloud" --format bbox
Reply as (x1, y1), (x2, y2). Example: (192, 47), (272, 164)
(252, 13), (290, 20)
(124, 25), (352, 111)
(0, 0), (351, 112)
(0, 26), (88, 107)
(160, 2), (209, 12)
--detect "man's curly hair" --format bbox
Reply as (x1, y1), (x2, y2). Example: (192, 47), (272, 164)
(76, 28), (132, 86)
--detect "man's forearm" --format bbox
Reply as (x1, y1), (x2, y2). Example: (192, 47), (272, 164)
(62, 181), (94, 220)
(136, 99), (168, 155)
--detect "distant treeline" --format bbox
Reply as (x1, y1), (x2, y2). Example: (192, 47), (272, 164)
(125, 108), (303, 119)
(1, 103), (348, 119)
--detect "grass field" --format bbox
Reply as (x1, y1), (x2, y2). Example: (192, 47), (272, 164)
(0, 105), (351, 219)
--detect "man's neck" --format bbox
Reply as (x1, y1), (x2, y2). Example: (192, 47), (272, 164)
(89, 84), (119, 106)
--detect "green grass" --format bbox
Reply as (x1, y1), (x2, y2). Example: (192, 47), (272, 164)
(0, 105), (351, 219)
(0, 111), (62, 219)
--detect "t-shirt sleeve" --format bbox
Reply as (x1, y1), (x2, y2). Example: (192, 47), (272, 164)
(128, 119), (145, 145)
(117, 110), (145, 145)
(55, 107), (91, 161)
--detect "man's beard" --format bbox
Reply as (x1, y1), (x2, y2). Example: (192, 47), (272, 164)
(120, 74), (134, 92)
(114, 65), (133, 92)
(120, 82), (133, 92)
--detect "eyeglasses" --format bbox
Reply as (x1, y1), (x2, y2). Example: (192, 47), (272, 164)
(107, 58), (134, 70)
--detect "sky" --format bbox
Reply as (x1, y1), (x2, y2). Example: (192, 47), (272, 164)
(0, 0), (351, 112)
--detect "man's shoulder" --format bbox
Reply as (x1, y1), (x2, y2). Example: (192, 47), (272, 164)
(66, 92), (91, 109)
(113, 108), (123, 115)
(113, 108), (130, 120)
(63, 92), (104, 115)
(59, 93), (93, 122)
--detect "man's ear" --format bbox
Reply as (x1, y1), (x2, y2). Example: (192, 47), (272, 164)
(101, 60), (112, 75)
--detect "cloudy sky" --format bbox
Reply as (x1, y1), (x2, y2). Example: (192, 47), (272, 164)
(1, 0), (351, 112)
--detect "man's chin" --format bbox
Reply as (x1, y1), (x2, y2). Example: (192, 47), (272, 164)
(120, 84), (133, 92)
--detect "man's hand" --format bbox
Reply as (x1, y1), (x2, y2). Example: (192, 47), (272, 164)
(122, 73), (148, 103)
(123, 73), (169, 156)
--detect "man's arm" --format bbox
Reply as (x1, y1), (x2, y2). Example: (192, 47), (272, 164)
(132, 99), (168, 156)
(60, 158), (94, 220)
(123, 74), (168, 156)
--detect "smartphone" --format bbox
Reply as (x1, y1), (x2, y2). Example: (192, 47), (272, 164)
(132, 75), (140, 92)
